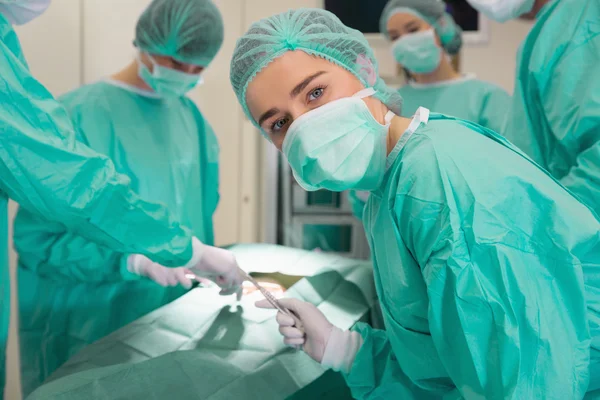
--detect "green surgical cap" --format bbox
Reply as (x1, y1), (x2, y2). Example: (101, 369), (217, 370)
(380, 0), (463, 55)
(230, 8), (403, 132)
(134, 0), (224, 67)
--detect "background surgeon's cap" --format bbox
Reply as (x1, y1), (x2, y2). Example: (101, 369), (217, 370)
(230, 8), (403, 133)
(134, 0), (224, 67)
(380, 0), (463, 55)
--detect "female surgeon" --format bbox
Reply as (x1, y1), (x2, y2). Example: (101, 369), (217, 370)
(349, 0), (511, 222)
(231, 8), (600, 399)
(382, 0), (510, 133)
(0, 1), (242, 397)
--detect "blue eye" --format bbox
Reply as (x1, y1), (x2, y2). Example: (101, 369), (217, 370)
(308, 87), (325, 101)
(271, 117), (289, 133)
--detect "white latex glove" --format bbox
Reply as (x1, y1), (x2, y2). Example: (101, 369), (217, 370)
(256, 298), (363, 372)
(186, 238), (244, 299)
(127, 254), (193, 289)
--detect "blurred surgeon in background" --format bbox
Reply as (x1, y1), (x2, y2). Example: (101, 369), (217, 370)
(0, 0), (242, 398)
(465, 0), (600, 217)
(13, 0), (229, 395)
(349, 0), (511, 222)
(382, 0), (510, 133)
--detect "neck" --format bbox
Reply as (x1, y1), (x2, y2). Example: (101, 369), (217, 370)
(529, 0), (551, 18)
(111, 60), (152, 92)
(411, 58), (460, 85)
(386, 115), (413, 155)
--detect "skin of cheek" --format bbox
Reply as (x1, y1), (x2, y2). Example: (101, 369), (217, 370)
(387, 13), (433, 39)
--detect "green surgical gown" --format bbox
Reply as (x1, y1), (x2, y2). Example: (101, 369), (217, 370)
(343, 111), (600, 399)
(14, 80), (220, 396)
(348, 76), (511, 223)
(0, 16), (194, 398)
(398, 75), (510, 133)
(503, 0), (600, 216)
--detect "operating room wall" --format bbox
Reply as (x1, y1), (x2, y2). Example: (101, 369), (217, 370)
(460, 18), (533, 93)
(5, 2), (532, 399)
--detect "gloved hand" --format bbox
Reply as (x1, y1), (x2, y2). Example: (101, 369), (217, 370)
(127, 254), (193, 289)
(187, 238), (244, 299)
(256, 298), (363, 372)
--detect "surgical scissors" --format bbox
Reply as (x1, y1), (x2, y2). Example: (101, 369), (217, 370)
(243, 272), (304, 332)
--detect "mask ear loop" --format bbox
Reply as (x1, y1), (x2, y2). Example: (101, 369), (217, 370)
(352, 87), (377, 99)
(136, 52), (158, 72)
(384, 110), (395, 124)
(353, 88), (395, 125)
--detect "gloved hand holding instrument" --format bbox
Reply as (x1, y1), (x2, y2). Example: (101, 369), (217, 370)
(256, 297), (363, 372)
(254, 279), (363, 372)
(129, 238), (245, 298)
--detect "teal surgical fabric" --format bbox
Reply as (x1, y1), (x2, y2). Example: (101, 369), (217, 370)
(26, 244), (378, 400)
(0, 16), (195, 398)
(230, 8), (403, 135)
(503, 0), (600, 216)
(134, 0), (224, 67)
(14, 79), (220, 396)
(344, 113), (600, 398)
(349, 78), (510, 222)
(398, 75), (510, 133)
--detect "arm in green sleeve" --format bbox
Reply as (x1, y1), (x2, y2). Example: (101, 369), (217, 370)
(397, 151), (590, 399)
(0, 39), (193, 267)
(344, 324), (440, 400)
(424, 237), (590, 398)
(547, 28), (600, 216)
(13, 209), (138, 283)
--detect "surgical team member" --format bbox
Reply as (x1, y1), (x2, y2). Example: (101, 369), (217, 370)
(0, 1), (242, 398)
(465, 0), (600, 215)
(13, 0), (226, 395)
(231, 8), (600, 398)
(349, 0), (511, 222)
(382, 0), (510, 132)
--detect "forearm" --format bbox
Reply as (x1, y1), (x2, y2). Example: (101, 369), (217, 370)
(0, 39), (196, 267)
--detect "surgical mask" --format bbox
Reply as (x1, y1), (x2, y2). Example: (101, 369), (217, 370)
(283, 88), (394, 192)
(391, 29), (442, 74)
(137, 53), (203, 98)
(467, 0), (535, 23)
(0, 0), (51, 25)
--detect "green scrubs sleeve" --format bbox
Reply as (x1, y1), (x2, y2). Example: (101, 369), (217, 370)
(0, 34), (192, 267)
(345, 324), (439, 399)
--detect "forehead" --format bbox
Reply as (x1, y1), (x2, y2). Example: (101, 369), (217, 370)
(387, 12), (425, 31)
(245, 51), (338, 120)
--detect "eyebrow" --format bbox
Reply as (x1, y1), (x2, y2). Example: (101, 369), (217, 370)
(258, 107), (281, 128)
(405, 21), (419, 30)
(257, 71), (328, 129)
(290, 71), (327, 99)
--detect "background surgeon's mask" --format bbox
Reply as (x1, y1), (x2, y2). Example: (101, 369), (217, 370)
(466, 0), (535, 23)
(391, 29), (442, 74)
(283, 88), (393, 192)
(138, 53), (203, 98)
(0, 0), (51, 25)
